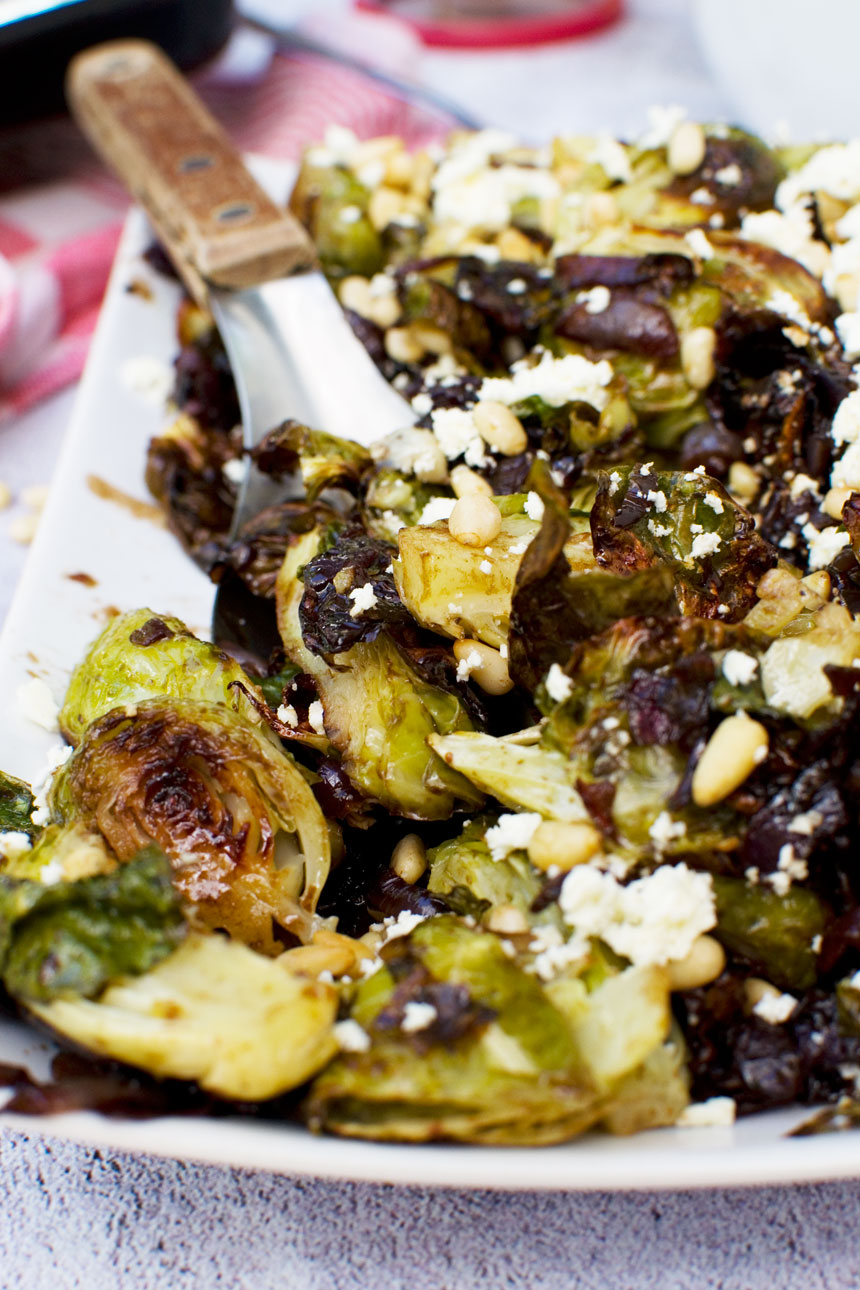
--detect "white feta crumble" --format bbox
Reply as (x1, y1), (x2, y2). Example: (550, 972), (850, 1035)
(485, 812), (543, 861)
(639, 104), (687, 150)
(276, 703), (298, 728)
(39, 859), (64, 886)
(418, 496), (457, 526)
(524, 491), (545, 522)
(509, 539), (531, 556)
(647, 520), (672, 537)
(690, 531), (722, 560)
(788, 472), (820, 500)
(382, 909), (427, 942)
(479, 559), (492, 574)
(334, 1019), (371, 1053)
(578, 285), (611, 315)
(837, 311), (860, 360)
(703, 491), (724, 514)
(676, 1097), (736, 1128)
(649, 811), (687, 851)
(740, 205), (830, 277)
(480, 349), (613, 411)
(608, 470), (622, 496)
(788, 810), (823, 836)
(348, 581), (378, 618)
(558, 863), (716, 968)
(430, 129), (560, 232)
(506, 278), (527, 295)
(646, 489), (668, 513)
(721, 650), (759, 687)
(307, 700), (326, 736)
(545, 663), (573, 703)
(588, 133), (632, 182)
(16, 677), (59, 732)
(765, 288), (811, 330)
(801, 522), (850, 570)
(339, 204), (362, 224)
(411, 392), (433, 417)
(777, 140), (860, 209)
(222, 457), (246, 485)
(456, 649), (483, 682)
(119, 355), (174, 405)
(685, 228), (714, 260)
(401, 1001), (438, 1033)
(0, 831), (32, 862)
(430, 406), (479, 460)
(753, 990), (797, 1025)
(690, 186), (715, 206)
(714, 163), (742, 186)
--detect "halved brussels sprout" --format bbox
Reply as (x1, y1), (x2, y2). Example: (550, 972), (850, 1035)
(276, 528), (483, 820)
(426, 818), (543, 914)
(59, 608), (265, 746)
(0, 769), (35, 839)
(51, 698), (331, 953)
(28, 931), (338, 1101)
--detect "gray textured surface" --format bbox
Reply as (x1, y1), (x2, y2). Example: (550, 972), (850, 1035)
(1, 1126), (860, 1289)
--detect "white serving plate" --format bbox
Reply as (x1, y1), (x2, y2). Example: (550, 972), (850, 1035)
(0, 166), (859, 1190)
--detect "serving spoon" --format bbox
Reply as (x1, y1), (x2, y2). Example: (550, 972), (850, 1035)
(66, 38), (415, 657)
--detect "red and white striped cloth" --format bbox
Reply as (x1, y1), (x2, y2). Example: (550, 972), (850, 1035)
(0, 19), (444, 424)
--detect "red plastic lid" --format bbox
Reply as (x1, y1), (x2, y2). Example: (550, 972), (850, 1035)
(354, 0), (624, 49)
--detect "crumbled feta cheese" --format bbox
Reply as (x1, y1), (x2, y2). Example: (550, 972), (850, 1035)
(676, 1097), (736, 1128)
(765, 843), (809, 898)
(418, 496), (457, 526)
(647, 520), (672, 537)
(715, 163), (742, 187)
(401, 1001), (438, 1033)
(431, 129), (560, 232)
(646, 489), (668, 513)
(479, 559), (492, 574)
(545, 663), (573, 703)
(690, 531), (722, 560)
(334, 1019), (371, 1053)
(685, 228), (714, 260)
(480, 349), (613, 411)
(485, 812), (543, 861)
(411, 392), (433, 417)
(765, 288), (811, 329)
(38, 859), (64, 886)
(382, 909), (427, 941)
(703, 491), (724, 514)
(777, 140), (860, 209)
(348, 582), (378, 618)
(722, 650), (759, 687)
(119, 355), (174, 405)
(753, 990), (797, 1025)
(430, 407), (478, 460)
(788, 473), (820, 500)
(456, 649), (483, 682)
(608, 470), (622, 496)
(649, 811), (687, 851)
(524, 491), (545, 522)
(506, 278), (527, 295)
(740, 205), (830, 277)
(222, 457), (246, 485)
(558, 863), (716, 967)
(588, 133), (631, 182)
(276, 703), (298, 728)
(0, 831), (32, 862)
(639, 104), (687, 150)
(16, 678), (59, 732)
(690, 187), (714, 206)
(788, 810), (823, 836)
(837, 311), (860, 360)
(307, 700), (326, 736)
(801, 522), (850, 569)
(578, 285), (611, 315)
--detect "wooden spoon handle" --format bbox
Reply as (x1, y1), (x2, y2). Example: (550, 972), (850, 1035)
(66, 39), (317, 304)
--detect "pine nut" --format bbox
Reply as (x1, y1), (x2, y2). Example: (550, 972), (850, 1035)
(391, 833), (427, 884)
(449, 493), (502, 547)
(801, 570), (831, 601)
(410, 321), (452, 355)
(338, 275), (375, 319)
(384, 325), (425, 364)
(353, 135), (401, 169)
(8, 511), (39, 545)
(453, 638), (513, 695)
(666, 935), (726, 992)
(691, 713), (769, 807)
(368, 184), (408, 231)
(496, 227), (542, 262)
(823, 486), (852, 521)
(473, 401), (528, 456)
(527, 820), (602, 872)
(668, 121), (706, 176)
(279, 940), (356, 977)
(450, 464), (494, 498)
(366, 276), (402, 329)
(384, 149), (415, 189)
(583, 191), (619, 229)
(681, 326), (717, 390)
(485, 904), (530, 934)
(410, 150), (435, 201)
(728, 461), (760, 506)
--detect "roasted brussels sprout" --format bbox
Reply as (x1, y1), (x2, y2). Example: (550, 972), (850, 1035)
(0, 770), (35, 839)
(28, 931), (338, 1101)
(51, 698), (331, 953)
(276, 528), (483, 819)
(59, 608), (265, 745)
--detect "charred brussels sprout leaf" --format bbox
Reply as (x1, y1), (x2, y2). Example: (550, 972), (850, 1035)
(306, 916), (598, 1144)
(59, 608), (265, 745)
(251, 419), (372, 501)
(508, 461), (676, 691)
(0, 847), (184, 1002)
(52, 698), (331, 953)
(712, 875), (827, 991)
(0, 770), (35, 838)
(289, 160), (383, 279)
(590, 463), (776, 620)
(28, 931), (338, 1101)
